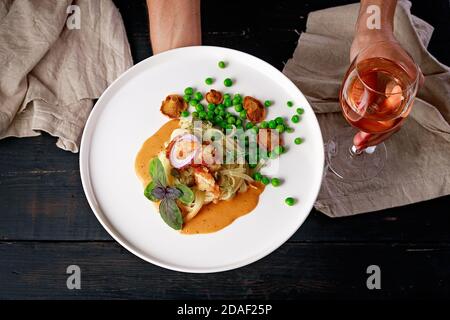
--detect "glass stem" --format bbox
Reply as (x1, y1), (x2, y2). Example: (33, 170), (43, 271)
(349, 145), (377, 156)
(364, 145), (377, 154)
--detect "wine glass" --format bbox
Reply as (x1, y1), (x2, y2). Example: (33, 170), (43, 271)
(327, 41), (420, 181)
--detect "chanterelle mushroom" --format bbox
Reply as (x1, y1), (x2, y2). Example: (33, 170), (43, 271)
(160, 94), (188, 119)
(205, 89), (223, 105)
(243, 96), (266, 123)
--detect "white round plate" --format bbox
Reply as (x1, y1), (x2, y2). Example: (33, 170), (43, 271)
(80, 46), (324, 273)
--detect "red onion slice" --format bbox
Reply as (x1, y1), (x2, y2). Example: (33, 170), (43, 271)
(168, 134), (200, 169)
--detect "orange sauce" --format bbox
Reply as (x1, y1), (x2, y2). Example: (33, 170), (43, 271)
(181, 183), (264, 234)
(135, 120), (264, 234)
(135, 119), (179, 186)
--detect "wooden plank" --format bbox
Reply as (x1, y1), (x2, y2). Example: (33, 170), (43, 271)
(1, 134), (450, 241)
(114, 0), (450, 65)
(1, 241), (449, 299)
(410, 0), (450, 64)
(0, 1), (448, 242)
(0, 136), (110, 241)
(113, 0), (152, 62)
(0, 0), (449, 300)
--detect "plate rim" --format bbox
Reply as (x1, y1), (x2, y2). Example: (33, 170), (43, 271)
(80, 45), (324, 273)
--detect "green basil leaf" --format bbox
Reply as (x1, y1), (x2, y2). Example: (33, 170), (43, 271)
(176, 184), (195, 204)
(149, 157), (167, 186)
(143, 180), (158, 202)
(159, 198), (183, 230)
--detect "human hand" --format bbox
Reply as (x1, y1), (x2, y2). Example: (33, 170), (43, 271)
(350, 31), (423, 151)
(147, 0), (202, 55)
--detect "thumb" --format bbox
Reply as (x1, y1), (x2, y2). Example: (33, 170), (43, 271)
(353, 127), (401, 151)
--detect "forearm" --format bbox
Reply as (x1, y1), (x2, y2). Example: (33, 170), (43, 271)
(147, 0), (201, 55)
(356, 0), (397, 39)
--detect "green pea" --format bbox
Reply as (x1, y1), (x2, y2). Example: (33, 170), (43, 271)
(224, 78), (233, 87)
(218, 61), (226, 68)
(260, 121), (268, 129)
(192, 111), (199, 118)
(246, 122), (254, 130)
(291, 115), (300, 123)
(286, 127), (295, 133)
(207, 103), (216, 111)
(189, 99), (198, 107)
(294, 137), (304, 145)
(217, 104), (225, 112)
(248, 163), (257, 169)
(235, 119), (242, 126)
(268, 120), (277, 129)
(183, 94), (191, 102)
(287, 101), (293, 107)
(285, 197), (295, 206)
(181, 110), (190, 117)
(227, 116), (236, 124)
(252, 126), (259, 134)
(274, 145), (284, 155)
(239, 110), (247, 119)
(207, 113), (214, 121)
(234, 104), (243, 112)
(261, 176), (270, 185)
(223, 93), (231, 100)
(184, 87), (194, 95)
(195, 92), (203, 101)
(195, 104), (204, 112)
(224, 98), (232, 107)
(275, 117), (284, 125)
(219, 110), (226, 117)
(296, 107), (304, 115)
(253, 172), (262, 181)
(226, 124), (233, 130)
(215, 115), (224, 123)
(276, 124), (285, 133)
(205, 77), (214, 85)
(271, 178), (281, 187)
(264, 100), (272, 107)
(199, 111), (207, 119)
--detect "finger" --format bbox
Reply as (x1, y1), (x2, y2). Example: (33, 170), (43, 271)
(353, 131), (370, 149)
(353, 127), (401, 150)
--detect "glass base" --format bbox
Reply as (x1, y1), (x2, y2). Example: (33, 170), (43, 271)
(326, 127), (387, 181)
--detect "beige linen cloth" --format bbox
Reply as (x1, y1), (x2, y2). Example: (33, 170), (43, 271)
(0, 0), (133, 152)
(283, 0), (450, 217)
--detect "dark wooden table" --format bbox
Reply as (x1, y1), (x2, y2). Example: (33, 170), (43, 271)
(1, 0), (449, 299)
